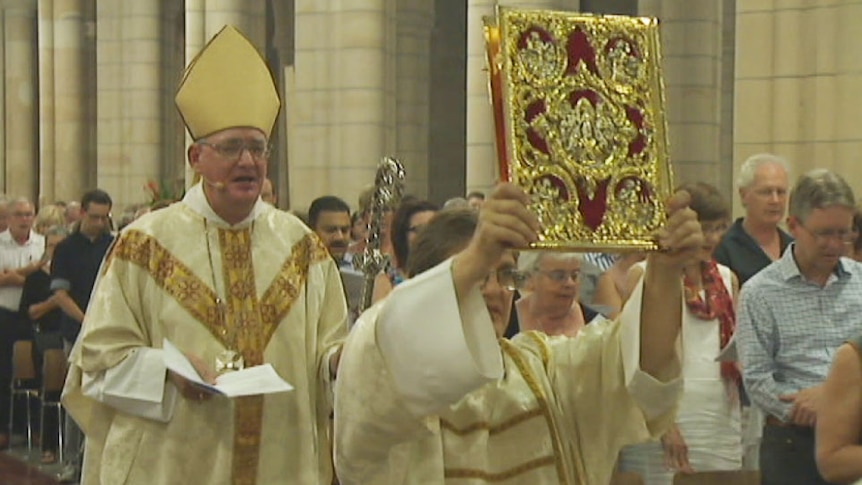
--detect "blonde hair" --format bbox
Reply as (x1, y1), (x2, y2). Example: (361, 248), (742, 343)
(34, 204), (65, 235)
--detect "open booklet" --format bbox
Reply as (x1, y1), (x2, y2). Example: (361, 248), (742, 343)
(163, 339), (294, 397)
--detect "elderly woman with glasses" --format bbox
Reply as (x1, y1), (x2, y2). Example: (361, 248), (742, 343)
(619, 181), (743, 484)
(515, 251), (597, 337)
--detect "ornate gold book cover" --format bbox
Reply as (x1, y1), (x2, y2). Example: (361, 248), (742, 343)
(486, 8), (673, 251)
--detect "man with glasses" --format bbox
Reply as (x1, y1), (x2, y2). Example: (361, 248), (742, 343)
(61, 27), (347, 485)
(49, 188), (114, 481)
(738, 169), (862, 485)
(515, 251), (594, 337)
(0, 198), (43, 449)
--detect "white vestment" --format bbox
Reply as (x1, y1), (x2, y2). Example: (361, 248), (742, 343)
(63, 184), (348, 485)
(335, 258), (683, 484)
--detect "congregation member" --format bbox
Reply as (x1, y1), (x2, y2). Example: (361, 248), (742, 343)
(371, 198), (437, 302)
(62, 26), (347, 485)
(334, 184), (704, 484)
(0, 198), (44, 449)
(715, 153), (793, 286)
(63, 201), (82, 227)
(51, 189), (114, 481)
(33, 204), (65, 236)
(19, 224), (68, 464)
(739, 169), (862, 485)
(619, 182), (742, 484)
(515, 251), (594, 337)
(714, 152), (793, 469)
(815, 333), (862, 484)
(308, 195), (353, 266)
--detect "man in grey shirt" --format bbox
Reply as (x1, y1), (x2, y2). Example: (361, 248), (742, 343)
(738, 169), (862, 485)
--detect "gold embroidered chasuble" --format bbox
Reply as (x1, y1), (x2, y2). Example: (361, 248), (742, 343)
(335, 260), (681, 485)
(63, 188), (347, 485)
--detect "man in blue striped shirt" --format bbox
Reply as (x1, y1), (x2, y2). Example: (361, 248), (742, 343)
(738, 169), (862, 485)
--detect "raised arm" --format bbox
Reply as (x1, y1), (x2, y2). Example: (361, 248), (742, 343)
(639, 191), (703, 379)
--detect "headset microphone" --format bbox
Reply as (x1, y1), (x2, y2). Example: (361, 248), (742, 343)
(203, 178), (227, 190)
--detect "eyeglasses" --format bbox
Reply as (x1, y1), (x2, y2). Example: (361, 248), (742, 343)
(480, 267), (526, 291)
(537, 269), (581, 284)
(799, 224), (857, 244)
(198, 140), (271, 161)
(11, 211), (34, 218)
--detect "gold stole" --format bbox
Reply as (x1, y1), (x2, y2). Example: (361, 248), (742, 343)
(110, 227), (329, 485)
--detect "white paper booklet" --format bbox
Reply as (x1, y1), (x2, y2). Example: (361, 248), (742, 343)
(162, 339), (294, 397)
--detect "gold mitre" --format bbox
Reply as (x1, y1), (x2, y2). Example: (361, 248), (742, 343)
(175, 25), (280, 140)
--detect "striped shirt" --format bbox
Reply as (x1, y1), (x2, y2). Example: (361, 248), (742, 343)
(738, 243), (862, 421)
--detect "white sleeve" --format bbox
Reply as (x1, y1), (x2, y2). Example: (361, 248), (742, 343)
(81, 347), (178, 422)
(376, 258), (504, 417)
(618, 274), (683, 421)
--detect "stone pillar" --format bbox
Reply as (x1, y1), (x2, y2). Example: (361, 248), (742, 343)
(428, 0), (466, 205)
(465, 0), (575, 197)
(395, 0), (433, 198)
(289, 0), (396, 210)
(4, 2), (38, 200)
(204, 0), (265, 50)
(37, 0), (54, 206)
(734, 1), (862, 211)
(52, 0), (87, 203)
(639, 0), (724, 192)
(0, 8), (7, 193)
(96, 0), (163, 210)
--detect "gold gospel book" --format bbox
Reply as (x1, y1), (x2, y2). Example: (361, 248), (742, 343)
(485, 8), (673, 251)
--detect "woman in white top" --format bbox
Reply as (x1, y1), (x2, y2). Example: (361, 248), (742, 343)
(619, 181), (743, 484)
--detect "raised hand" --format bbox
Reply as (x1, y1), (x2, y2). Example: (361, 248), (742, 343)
(647, 190), (704, 272)
(453, 183), (539, 289)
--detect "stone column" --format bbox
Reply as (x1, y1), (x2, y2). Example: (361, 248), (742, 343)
(37, 0), (54, 205)
(204, 0), (265, 50)
(465, 0), (574, 197)
(395, 0), (433, 198)
(4, 2), (38, 200)
(0, 8), (7, 193)
(639, 0), (724, 191)
(734, 1), (862, 211)
(289, 0), (396, 210)
(96, 0), (163, 210)
(52, 0), (87, 203)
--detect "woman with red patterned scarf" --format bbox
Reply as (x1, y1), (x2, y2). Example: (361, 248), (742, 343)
(618, 181), (743, 485)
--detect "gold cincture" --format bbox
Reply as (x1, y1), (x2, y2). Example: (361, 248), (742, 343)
(486, 8), (674, 251)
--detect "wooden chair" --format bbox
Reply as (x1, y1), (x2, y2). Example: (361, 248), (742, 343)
(9, 340), (39, 452)
(673, 470), (760, 485)
(40, 349), (68, 463)
(610, 471), (644, 485)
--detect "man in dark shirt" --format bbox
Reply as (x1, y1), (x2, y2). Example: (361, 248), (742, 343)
(713, 153), (793, 472)
(50, 189), (113, 481)
(714, 153), (793, 286)
(51, 190), (114, 347)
